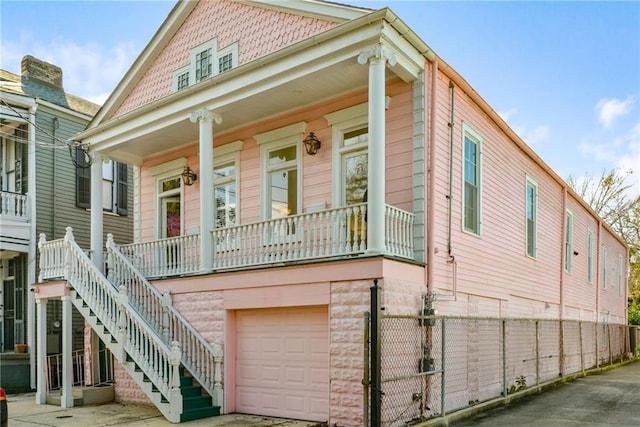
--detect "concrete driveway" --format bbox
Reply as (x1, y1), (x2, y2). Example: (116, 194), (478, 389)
(5, 393), (323, 426)
(451, 360), (640, 427)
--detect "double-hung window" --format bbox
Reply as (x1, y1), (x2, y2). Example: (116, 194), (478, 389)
(256, 123), (303, 236)
(75, 148), (128, 215)
(618, 254), (624, 296)
(602, 245), (608, 289)
(213, 142), (242, 229)
(463, 124), (482, 235)
(564, 210), (573, 273)
(525, 176), (537, 258)
(587, 229), (594, 283)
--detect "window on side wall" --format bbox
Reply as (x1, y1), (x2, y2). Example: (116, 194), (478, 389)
(75, 148), (128, 215)
(564, 210), (573, 272)
(587, 229), (594, 283)
(462, 124), (482, 235)
(618, 254), (624, 296)
(602, 245), (608, 289)
(525, 176), (537, 258)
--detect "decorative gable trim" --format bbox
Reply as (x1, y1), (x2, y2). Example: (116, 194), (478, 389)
(234, 0), (370, 22)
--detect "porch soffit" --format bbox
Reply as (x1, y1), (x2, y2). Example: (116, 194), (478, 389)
(81, 15), (426, 165)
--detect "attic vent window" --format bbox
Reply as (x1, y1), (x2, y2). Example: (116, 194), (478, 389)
(172, 39), (239, 92)
(195, 48), (213, 82)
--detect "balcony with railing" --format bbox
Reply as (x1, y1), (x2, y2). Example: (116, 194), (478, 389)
(118, 203), (414, 278)
(0, 191), (31, 253)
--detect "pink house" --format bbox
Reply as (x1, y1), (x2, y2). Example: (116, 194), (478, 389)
(35, 0), (628, 425)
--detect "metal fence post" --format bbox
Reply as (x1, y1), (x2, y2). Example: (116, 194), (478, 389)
(502, 319), (507, 398)
(363, 312), (370, 427)
(441, 318), (446, 416)
(370, 279), (381, 427)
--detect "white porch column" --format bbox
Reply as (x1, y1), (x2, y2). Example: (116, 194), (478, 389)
(90, 151), (104, 272)
(190, 109), (222, 272)
(35, 298), (47, 404)
(358, 44), (397, 254)
(61, 295), (74, 408)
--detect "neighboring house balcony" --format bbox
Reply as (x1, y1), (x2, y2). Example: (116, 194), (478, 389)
(0, 190), (31, 254)
(117, 202), (413, 278)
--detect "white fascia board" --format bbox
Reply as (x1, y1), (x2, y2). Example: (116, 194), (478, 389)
(380, 21), (425, 82)
(235, 0), (371, 22)
(0, 91), (37, 109)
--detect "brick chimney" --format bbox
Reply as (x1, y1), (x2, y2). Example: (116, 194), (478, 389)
(21, 55), (63, 90)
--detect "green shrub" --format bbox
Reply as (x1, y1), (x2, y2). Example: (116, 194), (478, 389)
(629, 302), (640, 325)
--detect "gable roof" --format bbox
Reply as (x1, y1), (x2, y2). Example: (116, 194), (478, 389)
(88, 0), (371, 129)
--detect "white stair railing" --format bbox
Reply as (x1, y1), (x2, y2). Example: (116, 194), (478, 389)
(38, 228), (183, 422)
(106, 234), (224, 408)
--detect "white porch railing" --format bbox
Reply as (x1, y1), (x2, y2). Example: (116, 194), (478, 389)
(38, 228), (184, 422)
(0, 191), (29, 220)
(106, 234), (224, 409)
(120, 203), (414, 277)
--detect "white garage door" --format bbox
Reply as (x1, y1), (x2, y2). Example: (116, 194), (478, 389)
(236, 306), (329, 421)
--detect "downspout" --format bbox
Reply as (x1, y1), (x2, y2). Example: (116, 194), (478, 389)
(446, 82), (455, 257)
(446, 81), (457, 300)
(596, 220), (602, 322)
(426, 59), (438, 293)
(560, 187), (567, 319)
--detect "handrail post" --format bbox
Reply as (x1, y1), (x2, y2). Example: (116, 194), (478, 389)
(169, 341), (183, 418)
(212, 340), (224, 411)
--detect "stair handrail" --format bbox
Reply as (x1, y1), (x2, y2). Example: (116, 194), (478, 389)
(106, 234), (223, 406)
(42, 228), (183, 418)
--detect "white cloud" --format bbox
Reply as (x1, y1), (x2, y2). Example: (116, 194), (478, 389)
(1, 35), (138, 106)
(596, 96), (636, 129)
(498, 107), (518, 123)
(579, 123), (640, 197)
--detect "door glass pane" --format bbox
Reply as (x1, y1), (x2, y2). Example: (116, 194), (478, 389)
(269, 146), (296, 166)
(215, 183), (236, 228)
(345, 152), (368, 205)
(163, 198), (181, 238)
(270, 169), (297, 219)
(162, 177), (181, 193)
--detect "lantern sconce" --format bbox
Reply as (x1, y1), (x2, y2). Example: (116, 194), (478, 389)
(303, 132), (321, 155)
(181, 166), (197, 186)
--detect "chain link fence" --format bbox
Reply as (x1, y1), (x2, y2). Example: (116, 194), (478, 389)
(368, 314), (634, 427)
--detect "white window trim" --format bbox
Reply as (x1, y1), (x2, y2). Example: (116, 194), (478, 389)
(602, 245), (608, 290)
(172, 65), (190, 92)
(564, 209), (573, 273)
(587, 228), (594, 284)
(525, 175), (538, 259)
(214, 140), (243, 227)
(256, 122), (305, 221)
(151, 158), (187, 239)
(325, 102), (369, 207)
(618, 254), (624, 296)
(462, 122), (482, 236)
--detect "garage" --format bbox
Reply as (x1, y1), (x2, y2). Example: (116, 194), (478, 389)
(235, 305), (329, 421)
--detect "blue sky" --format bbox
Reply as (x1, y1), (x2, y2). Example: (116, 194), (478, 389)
(1, 0), (639, 195)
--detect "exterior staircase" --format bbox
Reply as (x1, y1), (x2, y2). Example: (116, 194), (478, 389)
(38, 228), (223, 423)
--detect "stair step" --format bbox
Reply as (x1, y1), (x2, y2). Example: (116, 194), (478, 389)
(181, 385), (202, 398)
(180, 376), (194, 388)
(179, 405), (220, 423)
(183, 395), (211, 410)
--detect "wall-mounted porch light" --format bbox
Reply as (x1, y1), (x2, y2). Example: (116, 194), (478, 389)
(303, 132), (321, 155)
(181, 166), (197, 186)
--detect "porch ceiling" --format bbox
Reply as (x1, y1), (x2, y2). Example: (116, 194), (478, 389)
(100, 56), (375, 164)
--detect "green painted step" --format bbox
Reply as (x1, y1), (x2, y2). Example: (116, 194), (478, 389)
(179, 405), (221, 423)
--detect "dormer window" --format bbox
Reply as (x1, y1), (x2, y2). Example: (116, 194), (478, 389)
(173, 38), (238, 92)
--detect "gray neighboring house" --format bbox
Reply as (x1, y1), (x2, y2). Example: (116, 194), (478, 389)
(0, 56), (133, 392)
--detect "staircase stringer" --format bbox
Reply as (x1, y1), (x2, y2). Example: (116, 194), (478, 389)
(106, 235), (224, 410)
